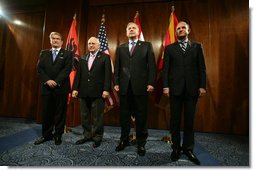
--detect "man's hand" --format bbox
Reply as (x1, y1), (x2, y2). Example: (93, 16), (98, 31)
(102, 91), (110, 98)
(199, 88), (206, 97)
(163, 88), (170, 97)
(46, 80), (57, 88)
(147, 85), (154, 92)
(114, 85), (120, 92)
(72, 90), (78, 98)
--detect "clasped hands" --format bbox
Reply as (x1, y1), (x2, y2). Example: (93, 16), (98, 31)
(46, 80), (57, 88)
(71, 90), (110, 99)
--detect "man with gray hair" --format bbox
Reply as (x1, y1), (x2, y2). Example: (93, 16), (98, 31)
(35, 32), (73, 145)
(114, 22), (156, 156)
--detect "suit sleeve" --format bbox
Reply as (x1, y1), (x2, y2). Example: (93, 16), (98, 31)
(197, 44), (207, 89)
(55, 50), (73, 86)
(147, 42), (157, 86)
(37, 50), (51, 84)
(104, 55), (112, 91)
(114, 47), (120, 85)
(72, 57), (81, 91)
(162, 46), (170, 88)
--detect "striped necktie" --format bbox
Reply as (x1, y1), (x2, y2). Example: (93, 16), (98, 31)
(180, 41), (187, 52)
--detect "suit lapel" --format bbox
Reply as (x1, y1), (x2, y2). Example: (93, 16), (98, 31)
(84, 54), (89, 70)
(123, 43), (130, 56)
(185, 41), (193, 54)
(49, 49), (54, 63)
(174, 42), (183, 54)
(131, 40), (141, 57)
(89, 52), (101, 71)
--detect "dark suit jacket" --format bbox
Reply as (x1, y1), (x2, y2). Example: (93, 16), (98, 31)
(72, 52), (112, 98)
(162, 41), (206, 96)
(37, 48), (73, 95)
(114, 40), (156, 95)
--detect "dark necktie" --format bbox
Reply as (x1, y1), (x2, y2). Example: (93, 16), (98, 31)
(52, 49), (57, 62)
(130, 41), (136, 55)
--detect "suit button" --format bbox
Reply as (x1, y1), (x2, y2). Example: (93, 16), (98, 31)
(88, 79), (90, 82)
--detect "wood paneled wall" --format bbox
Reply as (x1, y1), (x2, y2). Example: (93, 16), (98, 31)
(0, 0), (249, 135)
(0, 11), (45, 118)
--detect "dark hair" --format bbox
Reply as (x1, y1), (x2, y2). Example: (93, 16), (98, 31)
(179, 19), (191, 29)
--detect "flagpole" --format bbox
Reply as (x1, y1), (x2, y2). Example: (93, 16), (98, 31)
(161, 2), (176, 144)
(64, 12), (80, 133)
(101, 14), (105, 24)
(134, 11), (139, 22)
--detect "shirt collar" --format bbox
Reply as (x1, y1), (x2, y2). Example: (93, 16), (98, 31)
(90, 50), (99, 57)
(129, 39), (138, 45)
(178, 38), (189, 44)
(52, 48), (61, 52)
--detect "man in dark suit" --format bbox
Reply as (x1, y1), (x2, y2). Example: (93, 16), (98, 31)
(162, 21), (207, 165)
(35, 32), (73, 145)
(72, 37), (111, 148)
(114, 22), (156, 156)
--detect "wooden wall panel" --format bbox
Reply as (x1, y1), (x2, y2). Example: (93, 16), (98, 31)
(0, 11), (45, 118)
(204, 0), (249, 134)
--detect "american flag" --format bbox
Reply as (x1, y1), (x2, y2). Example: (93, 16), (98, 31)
(98, 22), (119, 107)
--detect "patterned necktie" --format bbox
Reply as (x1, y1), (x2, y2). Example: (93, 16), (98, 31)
(52, 49), (57, 62)
(88, 54), (95, 70)
(130, 41), (136, 55)
(180, 41), (186, 52)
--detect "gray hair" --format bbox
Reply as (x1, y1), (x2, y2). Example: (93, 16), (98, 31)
(49, 32), (62, 39)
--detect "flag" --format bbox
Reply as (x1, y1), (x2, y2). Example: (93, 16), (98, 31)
(157, 7), (178, 72)
(155, 6), (178, 103)
(66, 14), (80, 103)
(97, 14), (119, 108)
(134, 11), (144, 41)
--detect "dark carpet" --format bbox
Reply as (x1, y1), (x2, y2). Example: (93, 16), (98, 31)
(0, 117), (249, 166)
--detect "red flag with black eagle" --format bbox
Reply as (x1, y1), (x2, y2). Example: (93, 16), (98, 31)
(66, 14), (80, 103)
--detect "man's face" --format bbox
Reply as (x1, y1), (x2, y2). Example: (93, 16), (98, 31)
(126, 23), (139, 39)
(88, 37), (100, 53)
(50, 34), (63, 48)
(176, 22), (190, 39)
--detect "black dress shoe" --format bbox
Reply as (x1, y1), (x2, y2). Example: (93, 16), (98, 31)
(54, 137), (62, 145)
(93, 141), (101, 148)
(170, 149), (181, 162)
(75, 138), (90, 145)
(115, 141), (130, 151)
(137, 146), (146, 156)
(34, 137), (52, 145)
(183, 150), (200, 165)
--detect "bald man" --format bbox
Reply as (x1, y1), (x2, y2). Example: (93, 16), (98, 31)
(72, 36), (112, 148)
